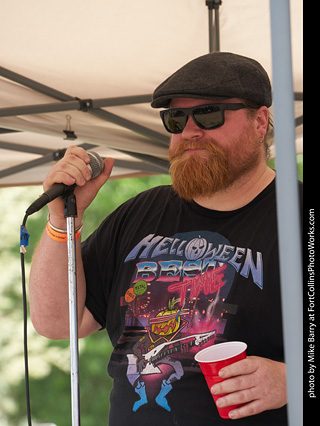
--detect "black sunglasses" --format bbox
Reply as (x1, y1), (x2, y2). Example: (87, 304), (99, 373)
(160, 103), (246, 134)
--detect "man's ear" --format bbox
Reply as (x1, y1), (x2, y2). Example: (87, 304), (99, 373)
(255, 106), (269, 138)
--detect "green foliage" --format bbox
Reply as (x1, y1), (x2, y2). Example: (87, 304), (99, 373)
(0, 174), (171, 426)
(267, 154), (303, 182)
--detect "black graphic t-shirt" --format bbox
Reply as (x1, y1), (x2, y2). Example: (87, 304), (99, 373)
(82, 180), (301, 425)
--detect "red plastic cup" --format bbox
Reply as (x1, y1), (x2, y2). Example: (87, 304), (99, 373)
(195, 341), (247, 419)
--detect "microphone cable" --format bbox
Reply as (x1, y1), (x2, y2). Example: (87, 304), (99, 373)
(20, 212), (32, 426)
(18, 150), (104, 425)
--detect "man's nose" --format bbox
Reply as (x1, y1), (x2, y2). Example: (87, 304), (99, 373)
(181, 115), (204, 140)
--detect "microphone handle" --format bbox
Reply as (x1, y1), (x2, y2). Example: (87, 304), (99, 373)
(25, 151), (104, 217)
(26, 183), (76, 216)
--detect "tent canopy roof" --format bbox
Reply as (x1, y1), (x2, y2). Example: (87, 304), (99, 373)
(0, 0), (303, 187)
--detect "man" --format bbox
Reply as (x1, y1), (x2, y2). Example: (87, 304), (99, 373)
(30, 52), (299, 425)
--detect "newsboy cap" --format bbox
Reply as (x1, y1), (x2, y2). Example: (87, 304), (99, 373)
(151, 52), (272, 108)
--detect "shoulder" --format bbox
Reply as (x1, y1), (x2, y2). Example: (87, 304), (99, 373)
(82, 185), (178, 257)
(129, 185), (174, 203)
(96, 185), (176, 232)
(120, 184), (179, 211)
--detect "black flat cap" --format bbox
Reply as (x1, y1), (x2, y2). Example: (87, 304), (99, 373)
(151, 52), (272, 108)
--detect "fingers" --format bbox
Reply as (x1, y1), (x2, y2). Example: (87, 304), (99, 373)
(211, 365), (259, 419)
(211, 371), (256, 396)
(226, 400), (263, 420)
(43, 147), (114, 222)
(44, 147), (114, 191)
(218, 357), (258, 379)
(210, 357), (287, 419)
(212, 382), (256, 408)
(210, 358), (258, 416)
(81, 157), (115, 194)
(215, 394), (266, 420)
(44, 146), (92, 191)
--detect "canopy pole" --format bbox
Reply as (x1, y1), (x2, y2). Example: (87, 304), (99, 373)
(206, 0), (222, 52)
(269, 1), (303, 426)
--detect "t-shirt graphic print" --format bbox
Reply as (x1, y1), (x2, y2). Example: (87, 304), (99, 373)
(120, 230), (262, 413)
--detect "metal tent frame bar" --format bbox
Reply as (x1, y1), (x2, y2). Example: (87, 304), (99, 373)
(0, 94), (153, 117)
(0, 140), (168, 181)
(206, 0), (222, 52)
(270, 2), (303, 424)
(0, 65), (169, 180)
(0, 66), (168, 146)
(0, 90), (303, 129)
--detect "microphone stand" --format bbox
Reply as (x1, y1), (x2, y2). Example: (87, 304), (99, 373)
(63, 189), (81, 426)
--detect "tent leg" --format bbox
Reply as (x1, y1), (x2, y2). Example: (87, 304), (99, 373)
(206, 0), (222, 52)
(269, 1), (303, 426)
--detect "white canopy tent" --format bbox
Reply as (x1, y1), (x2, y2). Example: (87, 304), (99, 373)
(0, 1), (303, 425)
(0, 0), (302, 186)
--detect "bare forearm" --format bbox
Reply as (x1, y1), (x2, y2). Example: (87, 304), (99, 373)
(28, 146), (114, 339)
(29, 227), (86, 340)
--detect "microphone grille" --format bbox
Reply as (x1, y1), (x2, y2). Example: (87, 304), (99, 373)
(87, 151), (104, 179)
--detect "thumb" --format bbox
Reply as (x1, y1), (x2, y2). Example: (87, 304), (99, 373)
(102, 157), (115, 180)
(93, 157), (114, 188)
(73, 157), (114, 215)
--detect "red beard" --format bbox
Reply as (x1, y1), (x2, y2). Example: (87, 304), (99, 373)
(168, 134), (261, 201)
(168, 139), (230, 201)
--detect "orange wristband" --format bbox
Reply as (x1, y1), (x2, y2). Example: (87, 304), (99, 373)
(46, 222), (82, 242)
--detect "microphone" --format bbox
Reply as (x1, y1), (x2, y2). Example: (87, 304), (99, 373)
(25, 151), (104, 216)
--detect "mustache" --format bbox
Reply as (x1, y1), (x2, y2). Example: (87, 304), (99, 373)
(168, 138), (223, 159)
